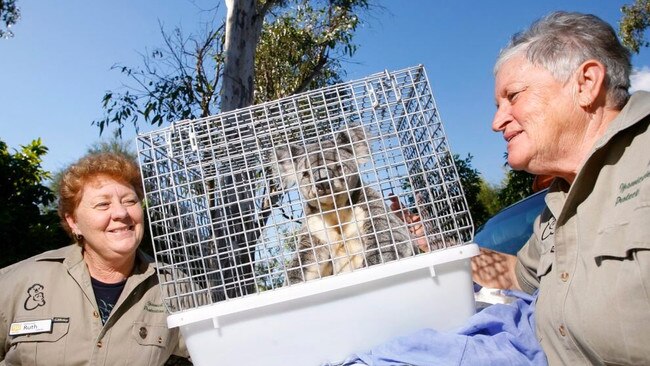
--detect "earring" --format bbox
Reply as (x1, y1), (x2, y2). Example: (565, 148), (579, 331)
(74, 233), (83, 241)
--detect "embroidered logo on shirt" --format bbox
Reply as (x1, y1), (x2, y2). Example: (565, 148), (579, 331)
(144, 301), (165, 313)
(616, 167), (649, 206)
(541, 217), (556, 241)
(24, 284), (46, 310)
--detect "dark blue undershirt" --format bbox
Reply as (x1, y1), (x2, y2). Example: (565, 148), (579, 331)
(91, 277), (126, 324)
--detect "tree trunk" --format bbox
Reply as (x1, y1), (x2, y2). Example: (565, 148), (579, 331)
(210, 0), (275, 298)
(222, 0), (265, 112)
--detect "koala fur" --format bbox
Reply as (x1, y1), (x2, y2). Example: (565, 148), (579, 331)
(273, 126), (415, 284)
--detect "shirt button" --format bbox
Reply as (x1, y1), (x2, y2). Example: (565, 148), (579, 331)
(559, 325), (567, 337)
(560, 272), (569, 282)
(97, 340), (103, 348)
(139, 327), (148, 339)
(157, 336), (163, 344)
(93, 311), (100, 318)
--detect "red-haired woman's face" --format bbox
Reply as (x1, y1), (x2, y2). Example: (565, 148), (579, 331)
(65, 176), (144, 263)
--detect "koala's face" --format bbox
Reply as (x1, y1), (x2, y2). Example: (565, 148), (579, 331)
(294, 141), (360, 207)
(274, 126), (370, 208)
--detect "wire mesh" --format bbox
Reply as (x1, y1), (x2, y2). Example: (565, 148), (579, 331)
(137, 65), (474, 313)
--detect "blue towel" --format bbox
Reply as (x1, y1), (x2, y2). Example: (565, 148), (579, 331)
(335, 290), (546, 366)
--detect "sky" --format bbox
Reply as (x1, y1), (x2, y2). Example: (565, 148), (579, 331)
(1, 0), (649, 185)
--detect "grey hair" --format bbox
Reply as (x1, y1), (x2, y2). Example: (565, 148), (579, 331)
(495, 11), (632, 109)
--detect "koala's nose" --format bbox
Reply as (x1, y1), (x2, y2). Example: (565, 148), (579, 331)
(314, 169), (332, 195)
(315, 181), (330, 195)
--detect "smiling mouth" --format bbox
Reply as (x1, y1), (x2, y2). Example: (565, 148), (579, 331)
(506, 131), (522, 142)
(108, 226), (133, 233)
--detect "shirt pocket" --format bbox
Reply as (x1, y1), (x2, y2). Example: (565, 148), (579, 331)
(595, 204), (650, 259)
(6, 317), (70, 366)
(127, 322), (172, 365)
(592, 206), (650, 364)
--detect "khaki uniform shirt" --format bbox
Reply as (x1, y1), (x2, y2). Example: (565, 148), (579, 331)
(516, 91), (650, 365)
(0, 245), (188, 365)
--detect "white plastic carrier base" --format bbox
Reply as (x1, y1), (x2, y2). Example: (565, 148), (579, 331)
(168, 243), (479, 366)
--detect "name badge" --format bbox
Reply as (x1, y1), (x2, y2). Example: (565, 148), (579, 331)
(9, 319), (53, 336)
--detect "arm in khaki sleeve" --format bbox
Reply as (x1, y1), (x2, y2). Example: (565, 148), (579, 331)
(0, 276), (10, 363)
(0, 316), (6, 363)
(514, 234), (543, 294)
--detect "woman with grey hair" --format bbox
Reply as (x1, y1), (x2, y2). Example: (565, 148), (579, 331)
(473, 10), (650, 365)
(351, 11), (649, 366)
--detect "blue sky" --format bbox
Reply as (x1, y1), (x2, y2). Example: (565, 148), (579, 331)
(2, 0), (648, 185)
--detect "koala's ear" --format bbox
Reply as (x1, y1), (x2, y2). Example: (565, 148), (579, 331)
(336, 125), (370, 162)
(273, 144), (304, 187)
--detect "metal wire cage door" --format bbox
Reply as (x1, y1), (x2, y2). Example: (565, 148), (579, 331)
(136, 65), (474, 314)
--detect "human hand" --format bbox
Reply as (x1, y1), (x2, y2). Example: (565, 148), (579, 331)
(388, 194), (429, 252)
(471, 247), (520, 290)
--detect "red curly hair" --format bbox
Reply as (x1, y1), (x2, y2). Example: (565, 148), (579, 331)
(57, 152), (143, 240)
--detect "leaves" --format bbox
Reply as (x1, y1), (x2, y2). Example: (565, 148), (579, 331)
(497, 169), (535, 208)
(93, 16), (225, 135)
(619, 0), (650, 53)
(0, 0), (20, 39)
(94, 0), (369, 136)
(453, 154), (490, 228)
(254, 0), (368, 102)
(0, 138), (69, 267)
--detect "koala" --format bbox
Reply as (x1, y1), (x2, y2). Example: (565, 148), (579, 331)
(273, 125), (415, 284)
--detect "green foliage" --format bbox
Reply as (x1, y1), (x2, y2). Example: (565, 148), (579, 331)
(94, 0), (368, 137)
(254, 0), (368, 102)
(0, 0), (20, 39)
(497, 168), (535, 208)
(0, 139), (69, 268)
(94, 20), (226, 136)
(619, 0), (650, 53)
(453, 153), (490, 229)
(477, 180), (501, 217)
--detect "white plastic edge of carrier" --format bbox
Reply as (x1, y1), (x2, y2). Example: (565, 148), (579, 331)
(167, 243), (479, 329)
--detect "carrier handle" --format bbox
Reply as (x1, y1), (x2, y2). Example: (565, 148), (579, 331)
(384, 70), (402, 102)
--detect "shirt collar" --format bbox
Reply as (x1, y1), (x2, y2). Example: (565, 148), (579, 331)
(593, 91), (650, 151)
(34, 244), (156, 278)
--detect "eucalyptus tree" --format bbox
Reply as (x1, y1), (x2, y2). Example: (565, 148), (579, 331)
(95, 0), (369, 135)
(0, 0), (20, 38)
(619, 0), (650, 53)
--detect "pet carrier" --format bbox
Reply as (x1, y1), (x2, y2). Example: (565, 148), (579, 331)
(137, 65), (479, 365)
